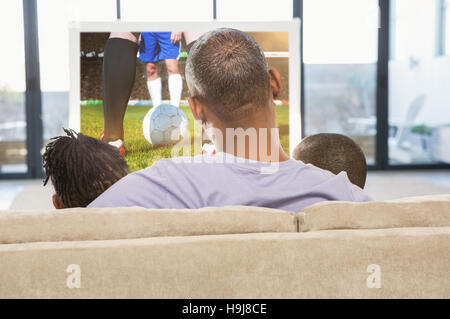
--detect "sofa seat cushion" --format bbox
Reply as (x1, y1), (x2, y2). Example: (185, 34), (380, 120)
(298, 194), (450, 232)
(1, 228), (450, 298)
(0, 206), (296, 244)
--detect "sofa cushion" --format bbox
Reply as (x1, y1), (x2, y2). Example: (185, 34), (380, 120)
(2, 228), (450, 298)
(298, 194), (450, 232)
(0, 206), (296, 244)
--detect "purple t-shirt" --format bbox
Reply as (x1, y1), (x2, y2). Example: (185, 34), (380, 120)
(88, 152), (371, 212)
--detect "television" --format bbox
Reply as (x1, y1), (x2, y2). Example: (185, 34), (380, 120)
(69, 20), (301, 171)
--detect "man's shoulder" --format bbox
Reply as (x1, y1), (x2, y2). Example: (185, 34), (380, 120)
(289, 160), (371, 201)
(152, 153), (226, 167)
(135, 155), (219, 178)
(152, 155), (333, 175)
(291, 159), (336, 178)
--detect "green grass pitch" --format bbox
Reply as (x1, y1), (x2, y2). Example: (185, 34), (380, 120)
(81, 104), (290, 172)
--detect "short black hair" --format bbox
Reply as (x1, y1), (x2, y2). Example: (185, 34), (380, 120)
(293, 133), (367, 189)
(186, 28), (270, 123)
(43, 128), (129, 208)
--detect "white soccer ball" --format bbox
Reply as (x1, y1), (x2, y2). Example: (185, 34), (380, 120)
(142, 103), (189, 146)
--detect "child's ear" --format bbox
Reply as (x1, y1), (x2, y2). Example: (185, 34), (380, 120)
(52, 194), (65, 209)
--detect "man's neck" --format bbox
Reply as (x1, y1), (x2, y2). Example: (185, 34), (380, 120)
(204, 106), (290, 163)
(212, 126), (290, 163)
(222, 145), (290, 163)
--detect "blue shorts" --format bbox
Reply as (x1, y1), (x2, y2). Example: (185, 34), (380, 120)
(139, 32), (180, 63)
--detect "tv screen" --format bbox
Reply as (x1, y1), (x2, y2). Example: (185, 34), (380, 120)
(70, 21), (300, 172)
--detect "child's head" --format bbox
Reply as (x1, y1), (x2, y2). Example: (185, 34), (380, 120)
(43, 128), (129, 208)
(293, 133), (367, 189)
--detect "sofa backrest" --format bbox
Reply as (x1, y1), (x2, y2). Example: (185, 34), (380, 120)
(0, 206), (296, 244)
(298, 194), (450, 232)
(2, 194), (450, 244)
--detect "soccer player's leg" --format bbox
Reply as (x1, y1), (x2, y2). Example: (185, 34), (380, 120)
(102, 32), (139, 153)
(158, 32), (182, 107)
(141, 32), (163, 108)
(166, 60), (182, 107)
(146, 62), (162, 107)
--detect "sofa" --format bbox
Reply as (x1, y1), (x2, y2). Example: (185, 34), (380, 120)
(0, 194), (449, 298)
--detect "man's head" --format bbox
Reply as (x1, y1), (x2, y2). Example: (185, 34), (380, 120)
(185, 28), (281, 128)
(43, 129), (129, 208)
(293, 133), (367, 189)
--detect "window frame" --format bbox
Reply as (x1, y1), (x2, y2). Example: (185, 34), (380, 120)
(2, 0), (448, 180)
(296, 0), (450, 170)
(0, 0), (43, 180)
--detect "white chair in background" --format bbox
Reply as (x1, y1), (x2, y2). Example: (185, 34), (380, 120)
(389, 94), (430, 164)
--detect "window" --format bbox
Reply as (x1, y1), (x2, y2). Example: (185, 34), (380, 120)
(217, 0), (292, 21)
(446, 0), (450, 55)
(37, 0), (117, 141)
(303, 0), (379, 165)
(391, 0), (437, 60)
(67, 0), (117, 22)
(389, 0), (450, 164)
(0, 0), (27, 174)
(121, 0), (213, 21)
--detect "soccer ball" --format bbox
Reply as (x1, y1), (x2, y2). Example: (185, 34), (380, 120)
(142, 103), (189, 146)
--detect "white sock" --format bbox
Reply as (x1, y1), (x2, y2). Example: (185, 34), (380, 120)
(168, 74), (182, 107)
(147, 77), (162, 107)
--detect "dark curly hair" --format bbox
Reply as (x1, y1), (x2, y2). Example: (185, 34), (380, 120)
(43, 128), (129, 208)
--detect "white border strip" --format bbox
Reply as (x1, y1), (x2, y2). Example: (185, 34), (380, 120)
(264, 51), (289, 58)
(81, 99), (288, 106)
(289, 19), (302, 155)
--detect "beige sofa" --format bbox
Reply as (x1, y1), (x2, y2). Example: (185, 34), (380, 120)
(0, 194), (449, 299)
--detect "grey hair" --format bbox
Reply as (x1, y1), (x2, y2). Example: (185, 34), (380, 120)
(185, 28), (270, 122)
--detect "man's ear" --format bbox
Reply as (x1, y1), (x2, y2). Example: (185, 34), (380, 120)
(188, 97), (204, 121)
(269, 68), (282, 100)
(52, 194), (65, 209)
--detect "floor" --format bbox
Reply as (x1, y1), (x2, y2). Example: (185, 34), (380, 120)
(364, 170), (450, 200)
(1, 170), (449, 210)
(0, 179), (54, 210)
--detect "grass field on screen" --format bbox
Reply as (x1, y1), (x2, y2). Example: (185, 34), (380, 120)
(81, 104), (290, 172)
